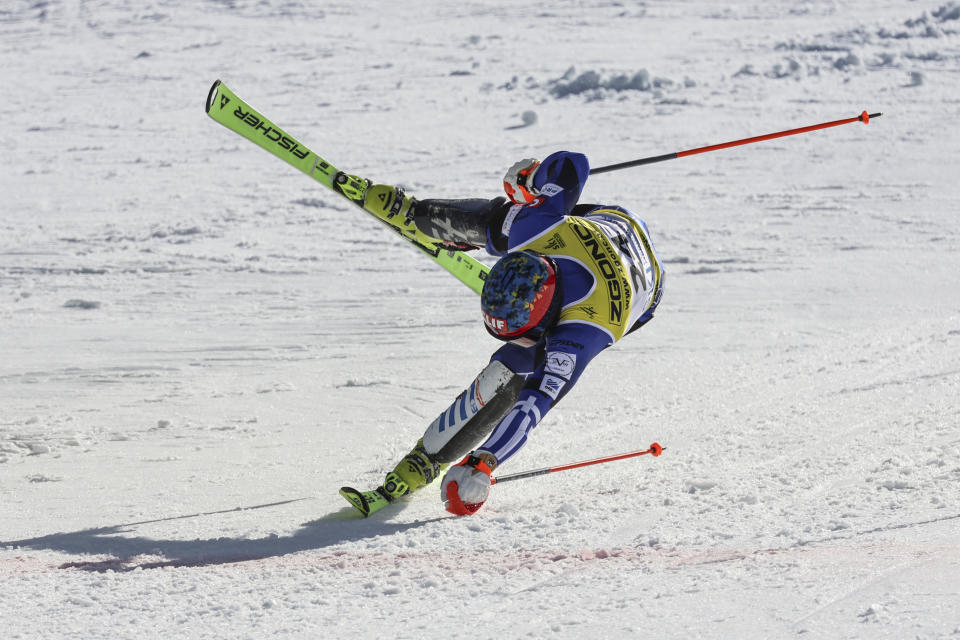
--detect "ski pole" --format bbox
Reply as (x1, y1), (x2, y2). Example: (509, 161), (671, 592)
(490, 442), (663, 485)
(589, 110), (882, 175)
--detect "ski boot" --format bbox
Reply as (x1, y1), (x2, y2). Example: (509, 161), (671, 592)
(340, 439), (447, 517)
(382, 439), (447, 499)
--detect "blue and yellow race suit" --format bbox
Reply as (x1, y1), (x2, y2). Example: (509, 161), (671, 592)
(476, 151), (664, 464)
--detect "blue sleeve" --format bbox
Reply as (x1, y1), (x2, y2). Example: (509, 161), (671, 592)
(475, 322), (609, 465)
(486, 151), (591, 254)
(532, 150), (590, 215)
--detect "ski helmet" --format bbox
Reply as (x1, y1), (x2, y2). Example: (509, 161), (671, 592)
(481, 250), (561, 346)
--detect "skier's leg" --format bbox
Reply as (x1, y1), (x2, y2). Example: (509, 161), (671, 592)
(382, 343), (538, 499)
(409, 197), (511, 251)
(421, 361), (522, 463)
(422, 341), (542, 463)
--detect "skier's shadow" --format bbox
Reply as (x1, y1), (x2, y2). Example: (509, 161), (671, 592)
(2, 498), (445, 572)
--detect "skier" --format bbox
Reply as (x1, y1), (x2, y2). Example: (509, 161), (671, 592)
(347, 151), (664, 516)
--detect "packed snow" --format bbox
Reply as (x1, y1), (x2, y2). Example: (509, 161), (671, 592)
(2, 1), (959, 638)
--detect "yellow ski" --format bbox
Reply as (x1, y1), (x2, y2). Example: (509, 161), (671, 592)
(205, 79), (489, 294)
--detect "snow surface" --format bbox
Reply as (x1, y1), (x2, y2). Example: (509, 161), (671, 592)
(2, 1), (960, 638)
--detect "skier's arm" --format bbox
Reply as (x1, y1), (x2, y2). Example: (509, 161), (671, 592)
(503, 151), (590, 212)
(491, 151), (591, 254)
(529, 150), (591, 214)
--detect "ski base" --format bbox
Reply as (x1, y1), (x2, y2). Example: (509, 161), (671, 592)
(339, 486), (393, 517)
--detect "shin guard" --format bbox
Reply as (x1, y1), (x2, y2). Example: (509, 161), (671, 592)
(422, 360), (524, 463)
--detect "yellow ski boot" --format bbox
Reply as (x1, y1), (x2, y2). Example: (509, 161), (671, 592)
(382, 439), (447, 500)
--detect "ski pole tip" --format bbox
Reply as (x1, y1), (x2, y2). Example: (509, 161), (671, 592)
(859, 110), (882, 124)
(649, 442), (663, 457)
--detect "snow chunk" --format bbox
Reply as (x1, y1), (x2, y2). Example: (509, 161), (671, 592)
(684, 479), (718, 493)
(63, 299), (101, 310)
(833, 52), (860, 70)
(546, 67), (677, 100)
(338, 379), (390, 388)
(879, 479), (915, 491)
(255, 381), (296, 394)
(859, 603), (890, 623)
(27, 474), (63, 483)
(506, 110), (538, 130)
(26, 442), (51, 455)
(933, 3), (960, 21)
(761, 3), (959, 80)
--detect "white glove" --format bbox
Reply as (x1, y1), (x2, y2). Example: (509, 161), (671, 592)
(442, 453), (496, 515)
(503, 158), (541, 205)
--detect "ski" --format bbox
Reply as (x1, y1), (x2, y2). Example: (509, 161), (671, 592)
(204, 79), (489, 294)
(339, 486), (394, 517)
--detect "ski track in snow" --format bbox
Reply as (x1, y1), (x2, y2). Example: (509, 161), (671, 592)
(2, 1), (960, 638)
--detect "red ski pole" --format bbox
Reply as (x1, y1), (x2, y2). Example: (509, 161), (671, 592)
(589, 110), (881, 175)
(490, 442), (663, 485)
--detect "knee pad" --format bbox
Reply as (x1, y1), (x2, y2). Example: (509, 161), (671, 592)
(422, 360), (524, 463)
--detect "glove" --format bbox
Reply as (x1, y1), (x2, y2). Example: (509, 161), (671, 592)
(441, 453), (496, 516)
(503, 158), (541, 205)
